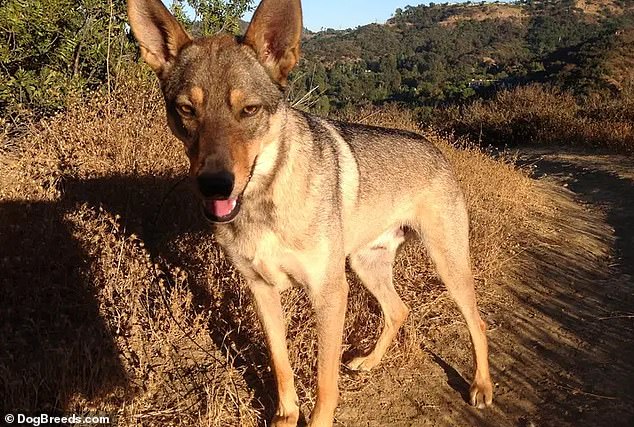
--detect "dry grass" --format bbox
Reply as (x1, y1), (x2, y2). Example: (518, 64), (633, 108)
(439, 3), (528, 27)
(600, 27), (634, 93)
(0, 71), (604, 425)
(575, 0), (630, 20)
(434, 84), (634, 154)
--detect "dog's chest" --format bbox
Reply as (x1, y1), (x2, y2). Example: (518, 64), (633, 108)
(216, 226), (308, 291)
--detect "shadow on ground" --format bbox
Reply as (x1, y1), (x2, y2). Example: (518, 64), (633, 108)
(0, 175), (276, 422)
(0, 196), (126, 413)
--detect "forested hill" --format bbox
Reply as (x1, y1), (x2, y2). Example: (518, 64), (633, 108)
(292, 0), (634, 113)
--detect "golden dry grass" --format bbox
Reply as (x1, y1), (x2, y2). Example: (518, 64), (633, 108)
(0, 71), (613, 425)
(434, 84), (634, 154)
(575, 0), (630, 19)
(439, 3), (528, 27)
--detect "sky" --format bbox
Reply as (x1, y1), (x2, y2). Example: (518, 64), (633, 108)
(243, 1), (480, 32)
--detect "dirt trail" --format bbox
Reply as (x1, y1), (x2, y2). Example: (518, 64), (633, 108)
(335, 147), (634, 427)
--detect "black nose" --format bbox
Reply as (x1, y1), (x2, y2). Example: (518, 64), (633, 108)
(197, 170), (235, 198)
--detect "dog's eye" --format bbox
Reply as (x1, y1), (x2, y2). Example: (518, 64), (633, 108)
(242, 105), (261, 117)
(177, 103), (195, 118)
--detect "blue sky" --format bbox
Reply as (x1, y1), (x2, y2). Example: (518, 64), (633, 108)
(243, 1), (481, 32)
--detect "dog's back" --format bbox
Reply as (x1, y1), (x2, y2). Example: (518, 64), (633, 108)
(292, 111), (462, 254)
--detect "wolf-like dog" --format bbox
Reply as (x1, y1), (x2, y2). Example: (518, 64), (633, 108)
(127, 0), (494, 425)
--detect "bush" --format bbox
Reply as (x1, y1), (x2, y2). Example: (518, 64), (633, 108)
(432, 84), (634, 153)
(0, 0), (132, 131)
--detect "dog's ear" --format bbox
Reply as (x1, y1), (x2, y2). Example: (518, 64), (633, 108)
(127, 0), (192, 76)
(243, 0), (303, 87)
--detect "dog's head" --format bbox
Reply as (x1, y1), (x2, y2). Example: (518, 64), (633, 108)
(127, 0), (302, 223)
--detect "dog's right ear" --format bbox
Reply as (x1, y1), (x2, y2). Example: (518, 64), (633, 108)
(127, 0), (192, 76)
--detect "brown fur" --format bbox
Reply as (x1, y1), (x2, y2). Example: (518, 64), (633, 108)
(127, 0), (494, 425)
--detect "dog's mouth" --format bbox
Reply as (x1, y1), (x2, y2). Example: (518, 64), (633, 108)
(202, 196), (242, 224)
(200, 156), (258, 224)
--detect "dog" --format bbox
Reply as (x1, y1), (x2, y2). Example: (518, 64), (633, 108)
(127, 0), (493, 425)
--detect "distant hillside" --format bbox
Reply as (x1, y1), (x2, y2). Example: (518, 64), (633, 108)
(575, 0), (630, 20)
(291, 0), (634, 113)
(437, 3), (527, 26)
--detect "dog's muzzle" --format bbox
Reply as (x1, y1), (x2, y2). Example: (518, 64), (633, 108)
(199, 156), (258, 224)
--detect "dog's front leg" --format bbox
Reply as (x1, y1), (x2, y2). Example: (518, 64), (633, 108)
(249, 280), (299, 427)
(306, 275), (349, 427)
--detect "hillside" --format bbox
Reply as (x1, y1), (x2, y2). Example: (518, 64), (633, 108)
(575, 0), (630, 20)
(293, 0), (634, 113)
(437, 3), (528, 26)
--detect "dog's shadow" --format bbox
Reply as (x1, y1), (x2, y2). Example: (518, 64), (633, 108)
(0, 174), (281, 423)
(424, 348), (471, 403)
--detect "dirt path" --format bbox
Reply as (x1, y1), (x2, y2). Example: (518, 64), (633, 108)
(496, 147), (634, 426)
(335, 147), (634, 427)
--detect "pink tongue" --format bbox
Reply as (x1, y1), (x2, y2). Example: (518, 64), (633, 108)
(211, 198), (237, 218)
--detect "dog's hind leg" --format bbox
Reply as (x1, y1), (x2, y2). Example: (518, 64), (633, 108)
(415, 192), (493, 408)
(346, 227), (410, 371)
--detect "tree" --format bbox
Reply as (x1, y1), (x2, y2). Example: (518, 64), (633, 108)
(170, 0), (193, 29)
(0, 0), (253, 128)
(0, 0), (130, 123)
(177, 0), (253, 36)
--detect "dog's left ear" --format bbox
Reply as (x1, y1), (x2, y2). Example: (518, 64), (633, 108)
(243, 0), (303, 87)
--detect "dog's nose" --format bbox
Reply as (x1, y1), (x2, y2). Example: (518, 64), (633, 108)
(197, 170), (235, 198)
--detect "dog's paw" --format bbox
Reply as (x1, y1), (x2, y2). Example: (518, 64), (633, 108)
(345, 354), (380, 371)
(469, 377), (493, 409)
(272, 400), (300, 427)
(272, 413), (299, 427)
